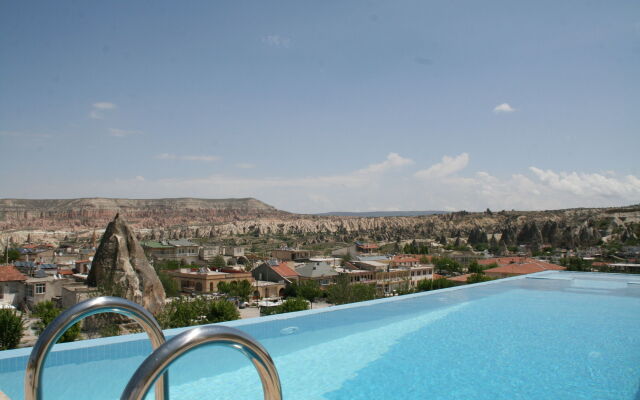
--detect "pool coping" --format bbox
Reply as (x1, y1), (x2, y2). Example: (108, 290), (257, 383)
(1, 269), (636, 360)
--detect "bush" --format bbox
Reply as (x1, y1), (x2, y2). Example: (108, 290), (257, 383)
(158, 297), (239, 329)
(415, 278), (457, 292)
(261, 297), (309, 316)
(0, 309), (24, 350)
(33, 301), (81, 343)
(327, 275), (376, 305)
(466, 274), (494, 284)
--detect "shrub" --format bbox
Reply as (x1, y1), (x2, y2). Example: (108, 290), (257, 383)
(158, 297), (239, 329)
(261, 297), (309, 316)
(33, 301), (81, 343)
(0, 309), (24, 350)
(415, 278), (457, 292)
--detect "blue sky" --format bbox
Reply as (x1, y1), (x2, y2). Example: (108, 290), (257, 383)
(1, 0), (639, 213)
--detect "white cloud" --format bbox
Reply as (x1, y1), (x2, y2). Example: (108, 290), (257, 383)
(493, 103), (516, 113)
(262, 35), (291, 48)
(358, 153), (414, 174)
(155, 153), (219, 162)
(414, 153), (469, 179)
(90, 102), (117, 119)
(10, 151), (639, 213)
(109, 128), (143, 137)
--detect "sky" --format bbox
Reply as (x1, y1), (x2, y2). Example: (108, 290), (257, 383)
(1, 0), (639, 213)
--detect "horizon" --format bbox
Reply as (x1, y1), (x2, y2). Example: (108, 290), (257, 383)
(1, 1), (639, 213)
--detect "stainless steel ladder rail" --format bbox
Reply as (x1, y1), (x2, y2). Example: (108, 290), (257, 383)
(24, 296), (169, 400)
(120, 325), (282, 400)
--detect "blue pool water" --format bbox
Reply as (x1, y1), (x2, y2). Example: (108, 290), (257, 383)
(1, 271), (639, 399)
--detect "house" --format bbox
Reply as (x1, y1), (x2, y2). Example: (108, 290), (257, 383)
(223, 246), (245, 258)
(0, 265), (27, 308)
(270, 247), (312, 261)
(141, 239), (200, 264)
(74, 259), (91, 274)
(166, 267), (253, 294)
(390, 255), (420, 268)
(199, 246), (221, 261)
(355, 241), (379, 254)
(252, 261), (300, 284)
(252, 281), (286, 299)
(295, 262), (339, 287)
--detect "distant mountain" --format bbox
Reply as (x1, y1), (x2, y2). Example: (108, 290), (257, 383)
(0, 197), (286, 230)
(315, 211), (447, 217)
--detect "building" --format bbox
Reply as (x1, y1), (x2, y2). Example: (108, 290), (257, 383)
(270, 247), (312, 261)
(252, 281), (286, 299)
(390, 255), (420, 268)
(482, 257), (565, 278)
(0, 265), (27, 308)
(223, 246), (245, 258)
(166, 267), (253, 294)
(295, 262), (339, 287)
(141, 239), (200, 264)
(339, 263), (434, 295)
(199, 246), (221, 261)
(355, 241), (379, 254)
(252, 261), (300, 284)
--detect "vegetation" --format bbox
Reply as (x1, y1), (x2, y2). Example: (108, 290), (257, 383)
(415, 278), (457, 292)
(158, 296), (239, 329)
(33, 301), (81, 343)
(156, 268), (180, 297)
(217, 280), (253, 302)
(327, 275), (376, 305)
(466, 273), (494, 284)
(210, 255), (227, 269)
(284, 280), (323, 308)
(560, 256), (592, 272)
(402, 240), (429, 254)
(2, 248), (20, 262)
(432, 257), (463, 274)
(0, 309), (24, 350)
(261, 297), (309, 316)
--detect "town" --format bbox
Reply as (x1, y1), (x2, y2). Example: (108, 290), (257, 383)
(2, 213), (638, 350)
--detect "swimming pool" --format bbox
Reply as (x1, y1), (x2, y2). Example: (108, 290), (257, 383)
(1, 271), (639, 399)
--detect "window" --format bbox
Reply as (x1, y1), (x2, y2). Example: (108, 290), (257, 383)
(35, 283), (46, 294)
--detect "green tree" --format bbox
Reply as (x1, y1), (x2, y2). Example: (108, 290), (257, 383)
(0, 309), (23, 350)
(2, 248), (20, 263)
(415, 278), (457, 292)
(296, 280), (322, 309)
(433, 257), (462, 274)
(156, 268), (180, 297)
(33, 301), (81, 343)
(466, 274), (494, 284)
(211, 255), (226, 269)
(206, 300), (241, 322)
(327, 275), (376, 305)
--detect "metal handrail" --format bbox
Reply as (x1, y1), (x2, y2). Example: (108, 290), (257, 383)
(24, 296), (168, 400)
(120, 325), (282, 400)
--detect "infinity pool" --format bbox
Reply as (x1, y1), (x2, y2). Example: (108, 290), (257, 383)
(1, 271), (639, 399)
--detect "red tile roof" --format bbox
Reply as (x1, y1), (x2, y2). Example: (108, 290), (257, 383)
(478, 257), (525, 266)
(484, 261), (565, 275)
(447, 274), (472, 282)
(0, 265), (28, 282)
(272, 262), (299, 278)
(392, 255), (420, 263)
(58, 269), (74, 275)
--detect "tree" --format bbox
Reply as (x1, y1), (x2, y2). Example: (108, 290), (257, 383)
(415, 278), (457, 292)
(327, 275), (376, 305)
(467, 260), (483, 274)
(217, 280), (253, 302)
(33, 301), (81, 343)
(466, 274), (494, 284)
(0, 309), (23, 350)
(2, 248), (20, 263)
(157, 269), (180, 297)
(227, 258), (237, 266)
(296, 280), (322, 309)
(211, 255), (226, 269)
(433, 257), (462, 274)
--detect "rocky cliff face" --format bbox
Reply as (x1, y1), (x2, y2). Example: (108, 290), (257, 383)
(87, 214), (165, 314)
(1, 197), (639, 250)
(0, 197), (285, 230)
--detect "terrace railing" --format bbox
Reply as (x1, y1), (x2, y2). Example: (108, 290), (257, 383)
(24, 297), (168, 400)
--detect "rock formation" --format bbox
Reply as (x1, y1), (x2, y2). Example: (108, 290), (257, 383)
(87, 214), (165, 314)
